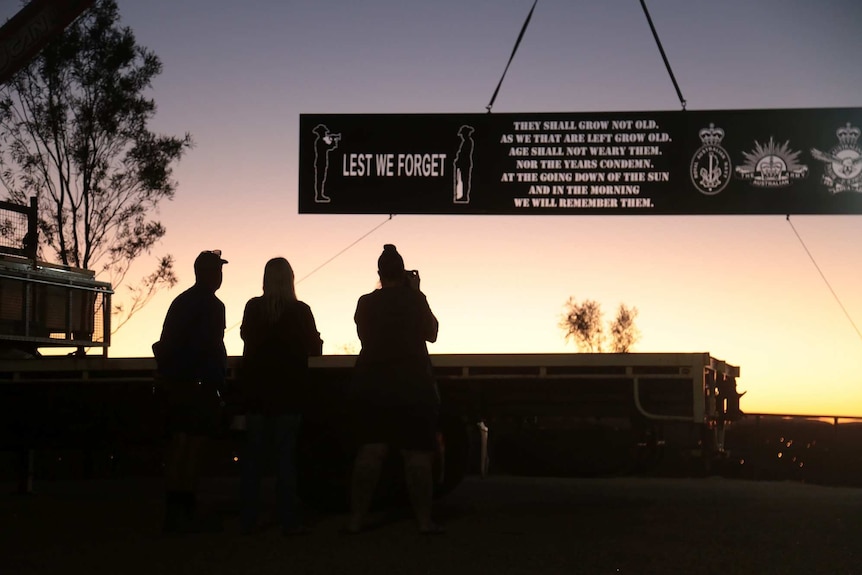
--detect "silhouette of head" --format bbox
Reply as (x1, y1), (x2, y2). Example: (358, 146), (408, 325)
(194, 250), (227, 292)
(313, 124), (329, 137)
(377, 244), (405, 283)
(262, 257), (297, 301)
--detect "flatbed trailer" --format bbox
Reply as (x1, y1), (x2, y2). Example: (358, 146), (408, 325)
(1, 198), (743, 501)
(0, 352), (742, 502)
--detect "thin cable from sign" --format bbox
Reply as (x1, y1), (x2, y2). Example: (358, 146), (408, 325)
(641, 3), (858, 347)
(225, 214), (394, 333)
(639, 0), (687, 111)
(786, 215), (862, 345)
(486, 0), (538, 113)
(296, 214), (394, 285)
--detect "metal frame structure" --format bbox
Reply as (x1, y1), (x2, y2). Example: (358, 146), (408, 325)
(0, 199), (112, 355)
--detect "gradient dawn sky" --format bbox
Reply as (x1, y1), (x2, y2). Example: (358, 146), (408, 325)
(9, 0), (862, 417)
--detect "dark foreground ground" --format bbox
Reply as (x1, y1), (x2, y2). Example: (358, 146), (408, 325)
(3, 474), (862, 575)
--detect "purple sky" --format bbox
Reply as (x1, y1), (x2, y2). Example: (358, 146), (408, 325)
(5, 0), (862, 416)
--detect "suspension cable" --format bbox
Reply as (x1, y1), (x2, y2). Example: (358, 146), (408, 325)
(639, 0), (686, 111)
(786, 215), (862, 345)
(486, 0), (538, 113)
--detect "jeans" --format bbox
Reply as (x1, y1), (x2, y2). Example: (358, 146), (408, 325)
(240, 412), (302, 531)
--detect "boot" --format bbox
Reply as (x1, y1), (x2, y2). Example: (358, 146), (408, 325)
(163, 491), (185, 533)
(176, 491), (223, 533)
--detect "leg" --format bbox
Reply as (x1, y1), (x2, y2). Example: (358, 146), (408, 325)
(17, 448), (34, 495)
(182, 434), (207, 494)
(347, 443), (388, 532)
(240, 414), (266, 532)
(275, 413), (303, 532)
(162, 387), (222, 533)
(401, 449), (439, 532)
(164, 431), (189, 492)
(180, 433), (210, 527)
(163, 431), (190, 532)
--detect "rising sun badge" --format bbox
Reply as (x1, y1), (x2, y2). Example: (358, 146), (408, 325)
(810, 123), (862, 194)
(735, 138), (808, 188)
(691, 123), (731, 195)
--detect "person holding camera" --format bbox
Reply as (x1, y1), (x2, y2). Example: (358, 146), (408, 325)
(346, 244), (442, 534)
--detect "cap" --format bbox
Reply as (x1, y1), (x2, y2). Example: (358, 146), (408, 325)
(194, 250), (228, 271)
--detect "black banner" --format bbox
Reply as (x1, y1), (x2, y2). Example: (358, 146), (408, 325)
(0, 0), (94, 85)
(298, 108), (862, 215)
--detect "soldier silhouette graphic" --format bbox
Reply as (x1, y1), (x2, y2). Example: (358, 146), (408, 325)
(312, 124), (341, 203)
(454, 125), (475, 204)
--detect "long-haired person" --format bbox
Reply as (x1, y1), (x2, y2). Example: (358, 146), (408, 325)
(347, 244), (443, 534)
(238, 257), (322, 535)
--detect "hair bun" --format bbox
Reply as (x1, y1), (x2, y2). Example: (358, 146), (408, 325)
(378, 244), (405, 279)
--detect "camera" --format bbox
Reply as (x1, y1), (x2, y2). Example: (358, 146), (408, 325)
(404, 269), (419, 288)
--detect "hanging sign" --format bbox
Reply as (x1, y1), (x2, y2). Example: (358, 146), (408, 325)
(298, 108), (862, 215)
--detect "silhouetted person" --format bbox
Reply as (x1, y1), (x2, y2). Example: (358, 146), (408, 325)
(346, 244), (443, 534)
(238, 257), (322, 535)
(153, 250), (228, 533)
(453, 124), (475, 203)
(312, 123), (340, 203)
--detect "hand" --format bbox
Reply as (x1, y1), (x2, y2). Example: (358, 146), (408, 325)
(406, 270), (421, 290)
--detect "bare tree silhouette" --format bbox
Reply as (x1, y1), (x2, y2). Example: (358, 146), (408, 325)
(560, 298), (641, 352)
(609, 303), (640, 352)
(0, 0), (192, 333)
(560, 297), (604, 352)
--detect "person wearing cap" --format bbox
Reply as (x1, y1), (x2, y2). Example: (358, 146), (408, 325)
(153, 249), (228, 533)
(346, 244), (443, 534)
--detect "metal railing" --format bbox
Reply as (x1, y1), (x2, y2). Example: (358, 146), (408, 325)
(718, 412), (862, 487)
(0, 197), (37, 260)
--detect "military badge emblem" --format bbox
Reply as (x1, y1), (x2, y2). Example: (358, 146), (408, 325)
(735, 138), (807, 188)
(811, 123), (862, 194)
(691, 123), (732, 195)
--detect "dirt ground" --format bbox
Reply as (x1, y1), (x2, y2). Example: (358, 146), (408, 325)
(3, 474), (862, 575)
